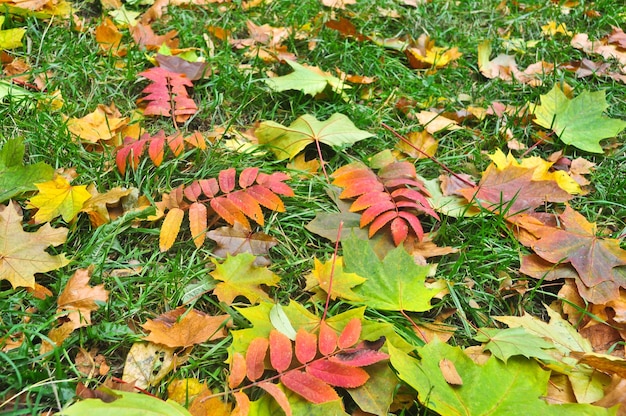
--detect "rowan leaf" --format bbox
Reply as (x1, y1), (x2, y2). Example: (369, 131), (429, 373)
(318, 320), (338, 356)
(142, 307), (229, 348)
(269, 329), (293, 373)
(256, 113), (373, 160)
(0, 202), (69, 288)
(332, 161), (438, 245)
(246, 337), (269, 381)
(306, 359), (369, 388)
(57, 268), (109, 330)
(257, 381), (292, 416)
(263, 60), (351, 101)
(343, 234), (439, 312)
(0, 137), (54, 203)
(474, 327), (556, 363)
(229, 352), (247, 388)
(533, 86), (626, 153)
(295, 328), (317, 364)
(188, 202), (207, 248)
(337, 318), (361, 349)
(518, 206), (626, 303)
(210, 253), (280, 305)
(280, 370), (340, 404)
(28, 175), (91, 223)
(304, 256), (366, 302)
(138, 67), (198, 123)
(59, 390), (192, 416)
(159, 207), (184, 252)
(389, 340), (613, 416)
(232, 391), (251, 416)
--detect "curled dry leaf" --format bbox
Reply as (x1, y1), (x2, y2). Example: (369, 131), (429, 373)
(142, 307), (230, 348)
(57, 267), (109, 330)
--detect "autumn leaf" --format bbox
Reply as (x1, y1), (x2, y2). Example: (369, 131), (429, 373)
(95, 17), (125, 56)
(57, 268), (109, 330)
(474, 327), (556, 363)
(263, 60), (351, 101)
(130, 22), (179, 51)
(305, 256), (366, 302)
(404, 34), (462, 70)
(66, 103), (129, 145)
(388, 340), (611, 415)
(80, 185), (134, 227)
(0, 202), (69, 288)
(477, 40), (554, 86)
(343, 235), (440, 312)
(0, 137), (54, 203)
(533, 85), (626, 153)
(571, 27), (626, 66)
(256, 113), (373, 161)
(210, 253), (280, 305)
(61, 389), (193, 416)
(137, 67), (198, 123)
(518, 205), (626, 304)
(27, 175), (91, 223)
(207, 223), (278, 267)
(122, 342), (185, 389)
(0, 16), (26, 50)
(142, 307), (230, 348)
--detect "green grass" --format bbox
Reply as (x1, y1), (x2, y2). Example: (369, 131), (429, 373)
(1, 0), (625, 414)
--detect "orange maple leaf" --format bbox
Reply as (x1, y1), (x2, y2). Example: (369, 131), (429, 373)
(142, 308), (230, 348)
(57, 268), (109, 330)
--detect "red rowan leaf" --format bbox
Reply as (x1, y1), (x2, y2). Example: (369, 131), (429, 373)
(245, 185), (285, 211)
(219, 168), (236, 194)
(226, 191), (264, 225)
(332, 161), (437, 245)
(318, 321), (338, 356)
(295, 328), (317, 364)
(148, 131), (166, 166)
(232, 391), (250, 416)
(307, 359), (369, 388)
(338, 318), (361, 350)
(330, 349), (390, 367)
(229, 352), (247, 388)
(137, 67), (198, 123)
(188, 202), (207, 248)
(269, 329), (293, 373)
(198, 178), (219, 198)
(256, 172), (295, 196)
(280, 370), (340, 404)
(239, 167), (259, 188)
(246, 337), (269, 381)
(210, 197), (251, 229)
(257, 382), (292, 416)
(184, 182), (202, 202)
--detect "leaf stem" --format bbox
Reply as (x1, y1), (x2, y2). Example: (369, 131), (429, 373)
(322, 221), (343, 323)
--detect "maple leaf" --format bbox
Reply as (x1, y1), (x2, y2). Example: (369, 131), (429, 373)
(57, 268), (109, 330)
(0, 202), (69, 288)
(571, 27), (626, 66)
(474, 327), (556, 363)
(61, 389), (193, 415)
(207, 223), (278, 267)
(130, 22), (179, 51)
(456, 149), (573, 217)
(94, 17), (125, 56)
(256, 113), (373, 161)
(65, 103), (129, 145)
(388, 339), (611, 416)
(122, 342), (184, 389)
(533, 85), (626, 153)
(142, 307), (229, 348)
(477, 40), (554, 86)
(209, 253), (280, 305)
(332, 161), (439, 245)
(0, 16), (25, 50)
(343, 235), (440, 312)
(263, 60), (351, 101)
(137, 67), (198, 124)
(80, 185), (134, 227)
(27, 175), (92, 223)
(0, 137), (54, 203)
(518, 205), (626, 304)
(404, 34), (462, 70)
(305, 256), (366, 302)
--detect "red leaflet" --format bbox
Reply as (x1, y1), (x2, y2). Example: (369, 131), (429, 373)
(257, 382), (292, 416)
(232, 391), (250, 416)
(188, 202), (207, 248)
(337, 318), (361, 349)
(239, 167), (259, 188)
(295, 328), (317, 364)
(331, 161), (438, 245)
(306, 359), (369, 388)
(318, 321), (337, 356)
(280, 370), (340, 404)
(269, 330), (293, 373)
(246, 337), (268, 381)
(219, 168), (236, 194)
(137, 67), (198, 123)
(330, 349), (390, 367)
(228, 352), (247, 388)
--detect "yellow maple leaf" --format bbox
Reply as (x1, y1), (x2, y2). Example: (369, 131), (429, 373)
(28, 176), (92, 223)
(0, 202), (69, 288)
(65, 104), (129, 144)
(541, 21), (572, 37)
(489, 149), (581, 194)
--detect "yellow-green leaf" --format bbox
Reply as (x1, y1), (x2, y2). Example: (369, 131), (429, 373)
(28, 176), (91, 223)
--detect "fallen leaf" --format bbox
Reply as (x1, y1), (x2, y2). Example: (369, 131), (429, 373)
(415, 111), (461, 134)
(167, 378), (207, 405)
(541, 21), (572, 37)
(27, 175), (91, 223)
(0, 202), (69, 288)
(95, 17), (125, 56)
(66, 103), (129, 144)
(0, 16), (26, 50)
(533, 85), (626, 153)
(305, 256), (366, 302)
(40, 321), (74, 355)
(404, 34), (462, 70)
(395, 130), (438, 159)
(571, 27), (626, 66)
(209, 253), (280, 305)
(0, 137), (54, 203)
(80, 185), (134, 227)
(478, 40), (554, 86)
(142, 307), (229, 348)
(122, 342), (184, 389)
(130, 22), (179, 51)
(263, 60), (351, 101)
(156, 54), (209, 81)
(57, 268), (109, 330)
(320, 0), (356, 9)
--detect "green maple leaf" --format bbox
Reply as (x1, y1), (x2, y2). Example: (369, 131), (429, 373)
(343, 234), (440, 312)
(60, 389), (192, 416)
(474, 327), (556, 363)
(533, 86), (626, 153)
(0, 138), (54, 203)
(256, 113), (374, 160)
(389, 340), (615, 416)
(263, 60), (350, 101)
(210, 253), (280, 305)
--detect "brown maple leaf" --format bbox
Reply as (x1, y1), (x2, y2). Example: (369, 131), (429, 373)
(0, 202), (69, 288)
(57, 268), (109, 330)
(518, 206), (626, 304)
(207, 223), (278, 267)
(142, 307), (230, 348)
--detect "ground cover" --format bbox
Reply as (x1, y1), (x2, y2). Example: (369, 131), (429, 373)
(1, 0), (626, 415)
